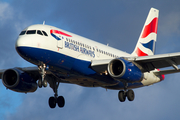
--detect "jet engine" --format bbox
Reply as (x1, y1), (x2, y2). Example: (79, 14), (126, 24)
(2, 68), (37, 93)
(107, 58), (143, 83)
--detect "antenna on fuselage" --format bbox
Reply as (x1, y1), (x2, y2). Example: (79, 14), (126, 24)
(43, 21), (45, 25)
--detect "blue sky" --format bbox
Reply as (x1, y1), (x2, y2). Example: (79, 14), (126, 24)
(1, 0), (180, 120)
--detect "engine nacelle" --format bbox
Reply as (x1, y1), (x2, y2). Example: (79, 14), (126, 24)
(2, 68), (37, 93)
(107, 58), (143, 83)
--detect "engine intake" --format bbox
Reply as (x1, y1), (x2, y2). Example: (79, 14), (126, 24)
(2, 68), (37, 93)
(108, 58), (143, 83)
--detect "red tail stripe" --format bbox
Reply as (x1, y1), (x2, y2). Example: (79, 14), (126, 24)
(141, 17), (158, 38)
(136, 47), (148, 56)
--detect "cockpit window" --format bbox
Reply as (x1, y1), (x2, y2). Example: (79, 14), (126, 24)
(26, 30), (36, 34)
(19, 31), (26, 35)
(19, 29), (48, 37)
(42, 31), (48, 36)
(37, 30), (43, 35)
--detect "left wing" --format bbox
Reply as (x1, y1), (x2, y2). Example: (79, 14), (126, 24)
(0, 67), (39, 79)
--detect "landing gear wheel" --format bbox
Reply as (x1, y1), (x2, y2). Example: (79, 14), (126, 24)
(49, 97), (56, 108)
(57, 96), (65, 108)
(118, 91), (126, 102)
(48, 80), (66, 108)
(127, 90), (135, 101)
(38, 80), (42, 88)
(43, 80), (48, 87)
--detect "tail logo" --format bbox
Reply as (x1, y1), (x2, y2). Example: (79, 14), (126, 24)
(141, 40), (155, 52)
(141, 18), (158, 38)
(135, 17), (158, 56)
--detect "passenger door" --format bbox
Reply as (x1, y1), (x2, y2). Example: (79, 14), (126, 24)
(57, 36), (63, 49)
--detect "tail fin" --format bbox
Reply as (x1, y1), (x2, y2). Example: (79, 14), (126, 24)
(131, 8), (159, 56)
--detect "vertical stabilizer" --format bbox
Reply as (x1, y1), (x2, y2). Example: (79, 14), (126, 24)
(131, 8), (159, 56)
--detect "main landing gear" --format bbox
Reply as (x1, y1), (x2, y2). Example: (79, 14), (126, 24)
(118, 89), (135, 102)
(118, 83), (135, 102)
(48, 82), (65, 108)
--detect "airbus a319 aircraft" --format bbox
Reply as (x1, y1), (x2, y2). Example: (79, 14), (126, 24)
(1, 8), (180, 108)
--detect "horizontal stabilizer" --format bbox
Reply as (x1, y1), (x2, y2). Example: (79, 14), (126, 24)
(154, 69), (180, 76)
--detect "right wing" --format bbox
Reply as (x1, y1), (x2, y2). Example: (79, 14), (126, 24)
(128, 52), (180, 75)
(91, 52), (180, 76)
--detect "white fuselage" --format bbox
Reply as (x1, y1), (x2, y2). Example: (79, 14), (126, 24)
(16, 24), (164, 90)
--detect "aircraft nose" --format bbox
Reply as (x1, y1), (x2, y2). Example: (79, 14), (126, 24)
(15, 36), (33, 57)
(15, 36), (32, 48)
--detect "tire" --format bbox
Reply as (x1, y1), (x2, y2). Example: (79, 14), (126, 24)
(127, 90), (135, 101)
(57, 96), (65, 108)
(38, 80), (42, 88)
(43, 80), (47, 87)
(49, 97), (56, 108)
(118, 91), (126, 102)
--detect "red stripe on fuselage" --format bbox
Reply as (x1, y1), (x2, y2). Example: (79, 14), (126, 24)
(50, 29), (72, 37)
(141, 17), (158, 38)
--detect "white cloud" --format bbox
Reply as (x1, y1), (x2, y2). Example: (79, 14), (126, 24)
(0, 2), (13, 22)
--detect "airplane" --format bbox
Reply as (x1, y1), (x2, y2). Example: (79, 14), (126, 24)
(1, 7), (180, 109)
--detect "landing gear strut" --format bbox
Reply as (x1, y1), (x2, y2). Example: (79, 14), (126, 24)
(118, 83), (135, 102)
(38, 64), (48, 88)
(48, 80), (65, 108)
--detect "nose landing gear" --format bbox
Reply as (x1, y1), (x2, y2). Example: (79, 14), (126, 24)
(38, 64), (48, 88)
